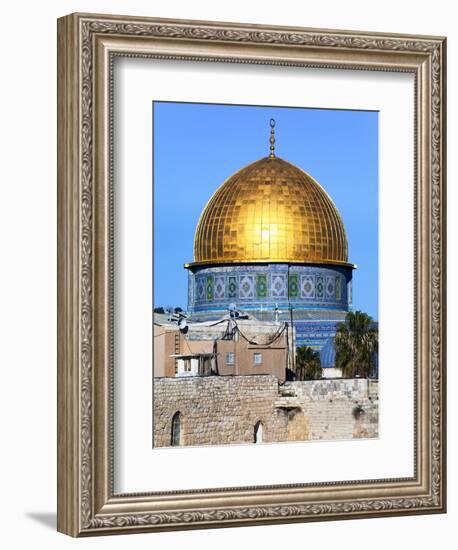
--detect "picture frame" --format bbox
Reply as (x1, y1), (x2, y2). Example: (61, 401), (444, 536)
(57, 12), (446, 536)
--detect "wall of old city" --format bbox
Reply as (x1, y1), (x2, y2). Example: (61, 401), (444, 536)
(153, 375), (379, 447)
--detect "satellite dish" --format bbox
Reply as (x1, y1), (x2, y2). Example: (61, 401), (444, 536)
(178, 318), (188, 333)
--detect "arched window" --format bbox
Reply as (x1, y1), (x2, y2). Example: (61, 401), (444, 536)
(171, 411), (182, 446)
(254, 421), (263, 444)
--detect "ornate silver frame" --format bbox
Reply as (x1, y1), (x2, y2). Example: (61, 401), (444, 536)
(57, 12), (446, 536)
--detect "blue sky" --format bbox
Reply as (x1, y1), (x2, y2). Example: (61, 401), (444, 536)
(153, 102), (378, 320)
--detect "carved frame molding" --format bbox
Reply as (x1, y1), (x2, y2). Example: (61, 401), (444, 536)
(57, 13), (446, 536)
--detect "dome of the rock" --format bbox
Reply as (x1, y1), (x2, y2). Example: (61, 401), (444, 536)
(191, 156), (349, 267)
(185, 119), (355, 372)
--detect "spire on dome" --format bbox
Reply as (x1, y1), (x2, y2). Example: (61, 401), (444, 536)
(269, 118), (276, 157)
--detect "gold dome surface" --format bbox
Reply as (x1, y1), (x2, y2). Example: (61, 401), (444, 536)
(192, 156), (349, 266)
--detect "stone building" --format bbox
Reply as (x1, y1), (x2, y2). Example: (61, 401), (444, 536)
(184, 119), (357, 373)
(153, 315), (291, 380)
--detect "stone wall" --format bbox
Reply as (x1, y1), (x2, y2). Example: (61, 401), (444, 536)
(153, 375), (378, 447)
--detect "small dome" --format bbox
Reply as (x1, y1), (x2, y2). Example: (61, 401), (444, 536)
(192, 156), (349, 266)
(320, 338), (336, 369)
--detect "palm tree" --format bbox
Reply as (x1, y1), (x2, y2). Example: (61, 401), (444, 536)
(295, 346), (322, 380)
(334, 311), (378, 378)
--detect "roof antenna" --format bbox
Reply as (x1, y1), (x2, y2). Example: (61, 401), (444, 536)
(269, 118), (276, 158)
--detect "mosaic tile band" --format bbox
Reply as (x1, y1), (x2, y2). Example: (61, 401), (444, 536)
(188, 263), (352, 314)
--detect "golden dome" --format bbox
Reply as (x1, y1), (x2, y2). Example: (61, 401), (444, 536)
(191, 155), (350, 267)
